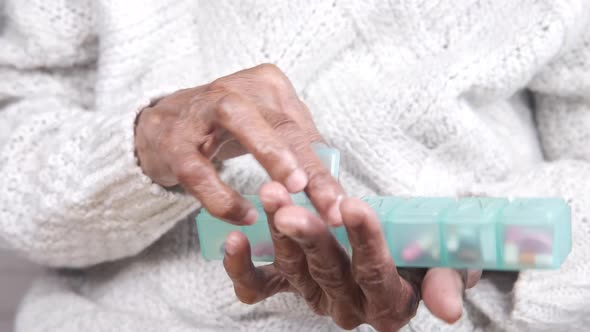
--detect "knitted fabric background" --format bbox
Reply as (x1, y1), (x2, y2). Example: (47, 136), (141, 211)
(1, 1), (590, 331)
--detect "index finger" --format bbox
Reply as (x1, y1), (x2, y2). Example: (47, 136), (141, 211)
(168, 142), (257, 225)
(263, 106), (346, 226)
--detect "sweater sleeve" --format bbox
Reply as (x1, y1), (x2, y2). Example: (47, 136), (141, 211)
(0, 1), (199, 268)
(470, 19), (590, 331)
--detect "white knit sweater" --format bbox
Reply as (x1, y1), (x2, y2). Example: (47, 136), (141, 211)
(1, 1), (590, 331)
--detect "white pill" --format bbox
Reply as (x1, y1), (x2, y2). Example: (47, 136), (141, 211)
(535, 254), (553, 267)
(417, 234), (433, 248)
(504, 243), (518, 265)
(447, 236), (459, 252)
(431, 245), (441, 259)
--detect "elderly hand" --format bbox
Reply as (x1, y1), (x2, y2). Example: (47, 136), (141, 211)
(135, 64), (345, 226)
(223, 182), (481, 331)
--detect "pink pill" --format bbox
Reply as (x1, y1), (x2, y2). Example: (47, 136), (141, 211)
(252, 242), (275, 257)
(505, 227), (552, 253)
(402, 243), (424, 262)
(519, 235), (552, 253)
(505, 227), (523, 242)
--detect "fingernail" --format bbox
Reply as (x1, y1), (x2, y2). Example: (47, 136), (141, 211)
(225, 233), (240, 256)
(285, 168), (308, 193)
(243, 208), (258, 225)
(327, 195), (344, 226)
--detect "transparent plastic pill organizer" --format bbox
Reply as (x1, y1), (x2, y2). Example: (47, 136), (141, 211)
(196, 147), (572, 270)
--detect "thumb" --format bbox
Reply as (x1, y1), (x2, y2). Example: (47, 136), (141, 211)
(420, 268), (465, 324)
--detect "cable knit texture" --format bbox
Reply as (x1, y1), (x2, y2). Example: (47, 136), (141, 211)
(1, 1), (590, 331)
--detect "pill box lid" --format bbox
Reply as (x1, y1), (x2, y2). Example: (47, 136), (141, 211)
(443, 197), (508, 224)
(392, 197), (455, 221)
(362, 196), (406, 220)
(502, 198), (570, 224)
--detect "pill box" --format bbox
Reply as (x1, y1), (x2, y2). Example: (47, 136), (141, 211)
(195, 148), (572, 270)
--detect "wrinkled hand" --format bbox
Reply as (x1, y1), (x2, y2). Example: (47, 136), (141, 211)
(135, 64), (344, 225)
(224, 182), (481, 331)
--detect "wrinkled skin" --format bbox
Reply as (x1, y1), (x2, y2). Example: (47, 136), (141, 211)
(223, 182), (481, 331)
(135, 64), (481, 331)
(136, 63), (344, 226)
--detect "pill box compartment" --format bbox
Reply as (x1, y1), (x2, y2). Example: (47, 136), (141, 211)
(500, 198), (571, 269)
(362, 196), (406, 223)
(442, 198), (507, 269)
(387, 198), (455, 267)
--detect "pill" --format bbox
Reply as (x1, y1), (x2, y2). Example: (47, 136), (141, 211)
(504, 243), (518, 265)
(431, 245), (441, 260)
(519, 234), (552, 254)
(505, 226), (523, 242)
(402, 243), (424, 262)
(447, 235), (460, 252)
(519, 252), (536, 265)
(535, 254), (553, 267)
(416, 233), (435, 249)
(252, 242), (275, 258)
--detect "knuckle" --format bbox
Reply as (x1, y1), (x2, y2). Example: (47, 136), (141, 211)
(214, 93), (243, 122)
(264, 110), (301, 136)
(271, 115), (299, 133)
(353, 261), (391, 287)
(141, 109), (164, 131)
(256, 63), (290, 90)
(208, 78), (229, 93)
(256, 63), (283, 77)
(253, 143), (297, 175)
(252, 140), (281, 160)
(174, 158), (201, 183)
(139, 111), (175, 152)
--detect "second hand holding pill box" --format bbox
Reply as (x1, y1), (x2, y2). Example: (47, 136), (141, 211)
(196, 148), (572, 270)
